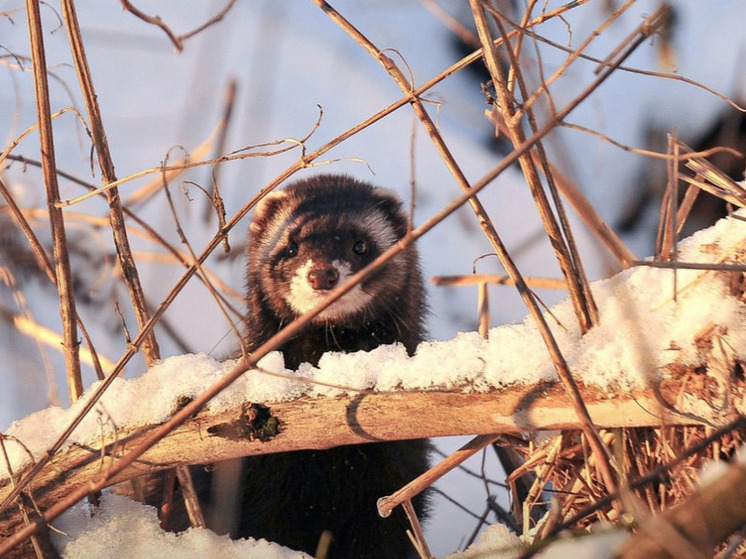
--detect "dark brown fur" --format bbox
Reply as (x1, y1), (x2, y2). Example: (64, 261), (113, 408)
(235, 174), (430, 558)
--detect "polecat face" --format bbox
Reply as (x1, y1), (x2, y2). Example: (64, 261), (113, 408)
(248, 175), (412, 325)
(274, 221), (378, 321)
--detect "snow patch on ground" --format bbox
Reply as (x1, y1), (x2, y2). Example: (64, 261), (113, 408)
(54, 492), (630, 559)
(54, 492), (311, 559)
(444, 522), (629, 559)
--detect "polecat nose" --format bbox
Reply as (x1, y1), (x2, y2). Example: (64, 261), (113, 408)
(307, 267), (339, 290)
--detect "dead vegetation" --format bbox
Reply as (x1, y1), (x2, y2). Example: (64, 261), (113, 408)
(1, 1), (746, 558)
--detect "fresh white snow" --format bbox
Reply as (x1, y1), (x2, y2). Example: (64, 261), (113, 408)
(54, 492), (312, 559)
(54, 491), (630, 559)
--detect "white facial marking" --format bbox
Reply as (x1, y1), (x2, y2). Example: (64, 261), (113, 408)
(286, 259), (372, 320)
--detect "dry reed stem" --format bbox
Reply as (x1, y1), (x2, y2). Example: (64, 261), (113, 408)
(0, 179), (107, 381)
(481, 3), (599, 333)
(61, 0), (161, 367)
(174, 465), (205, 529)
(477, 280), (490, 338)
(378, 434), (501, 518)
(432, 274), (568, 290)
(471, 0), (620, 500)
(485, 111), (637, 268)
(25, 0), (82, 402)
(202, 79), (237, 234)
(656, 130), (680, 261)
(403, 499), (433, 559)
(682, 144), (746, 208)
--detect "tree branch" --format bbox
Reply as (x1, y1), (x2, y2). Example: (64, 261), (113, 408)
(1, 368), (742, 555)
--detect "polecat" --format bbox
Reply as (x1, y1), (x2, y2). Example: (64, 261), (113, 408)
(236, 174), (431, 558)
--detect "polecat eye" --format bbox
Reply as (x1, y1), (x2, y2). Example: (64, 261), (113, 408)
(352, 240), (367, 255)
(286, 241), (299, 258)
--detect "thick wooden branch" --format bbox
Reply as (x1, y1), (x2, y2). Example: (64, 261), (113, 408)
(1, 371), (742, 542)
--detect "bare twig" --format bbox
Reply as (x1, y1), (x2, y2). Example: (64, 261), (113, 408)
(480, 3), (599, 332)
(61, 0), (161, 367)
(119, 0), (237, 52)
(656, 130), (680, 261)
(472, 0), (622, 499)
(25, 0), (82, 401)
(432, 274), (567, 290)
(379, 434), (502, 518)
(203, 79), (237, 236)
(0, 178), (107, 381)
(561, 122), (744, 161)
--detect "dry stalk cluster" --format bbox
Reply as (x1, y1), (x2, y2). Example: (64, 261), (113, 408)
(1, 1), (746, 558)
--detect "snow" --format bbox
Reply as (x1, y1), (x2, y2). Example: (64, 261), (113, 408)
(54, 493), (630, 559)
(3, 210), (745, 480)
(54, 493), (311, 559)
(444, 523), (523, 559)
(531, 529), (629, 559)
(444, 522), (629, 559)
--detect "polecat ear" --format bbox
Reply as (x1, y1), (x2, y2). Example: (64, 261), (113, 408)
(372, 187), (409, 236)
(375, 187), (403, 204)
(250, 190), (289, 235)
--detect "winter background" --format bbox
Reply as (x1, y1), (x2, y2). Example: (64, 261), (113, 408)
(1, 0), (745, 556)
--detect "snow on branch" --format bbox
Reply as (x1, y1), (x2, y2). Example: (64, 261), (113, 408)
(1, 210), (746, 550)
